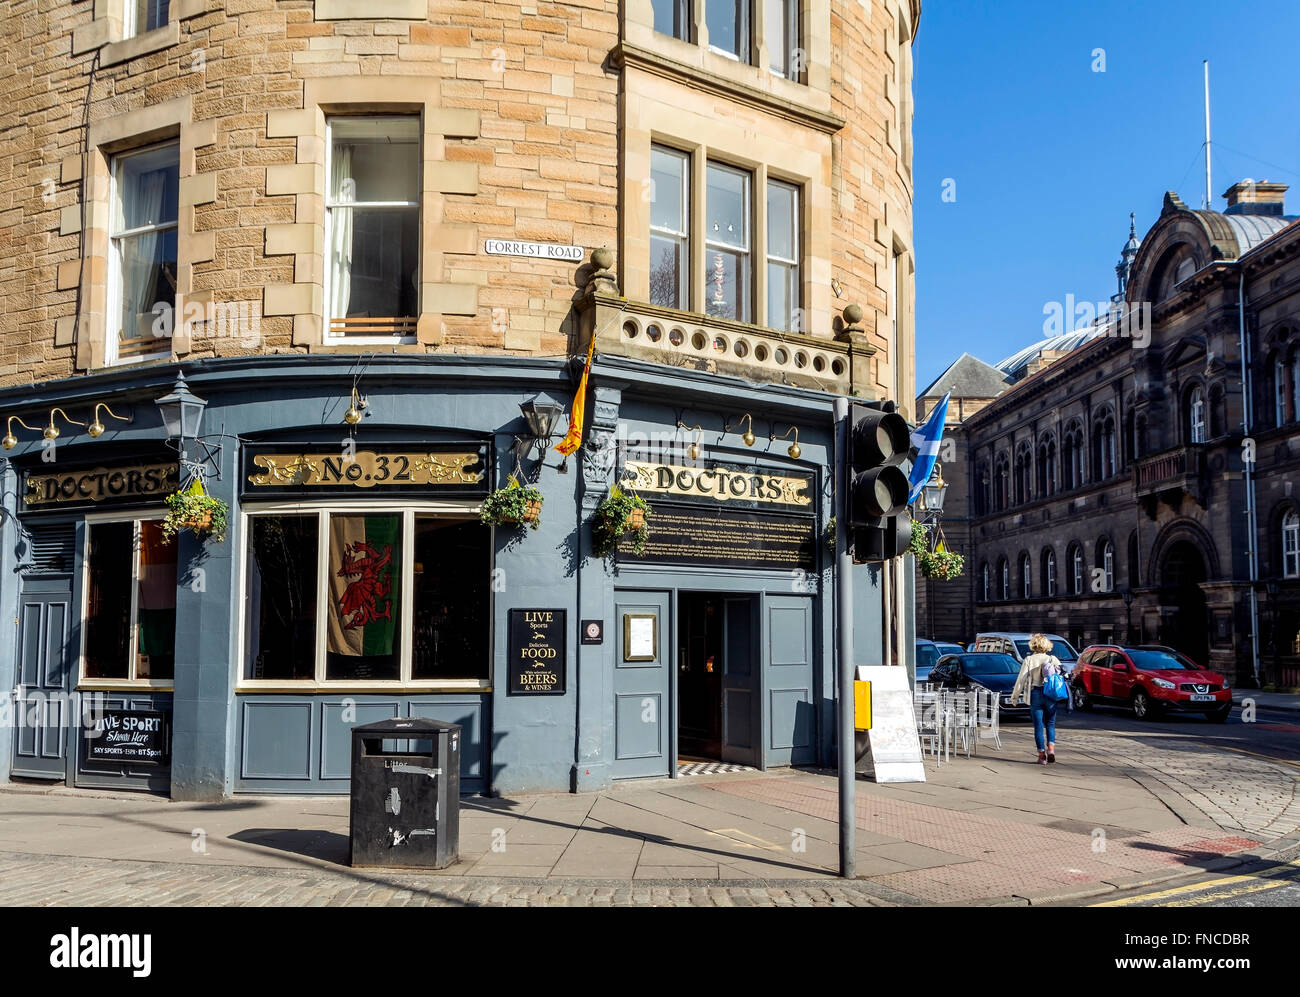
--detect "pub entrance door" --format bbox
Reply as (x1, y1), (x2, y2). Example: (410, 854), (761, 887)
(677, 592), (760, 767)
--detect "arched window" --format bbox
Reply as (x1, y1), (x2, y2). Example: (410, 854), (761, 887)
(1014, 445), (1032, 505)
(1209, 384), (1226, 439)
(1098, 539), (1114, 592)
(1037, 437), (1057, 496)
(1069, 543), (1085, 595)
(1062, 425), (1085, 490)
(1093, 416), (1116, 479)
(1284, 510), (1300, 579)
(1127, 530), (1140, 588)
(1042, 549), (1057, 598)
(999, 557), (1010, 600)
(993, 454), (1010, 511)
(1188, 386), (1206, 443)
(1021, 552), (1032, 599)
(980, 562), (990, 602)
(975, 462), (990, 516)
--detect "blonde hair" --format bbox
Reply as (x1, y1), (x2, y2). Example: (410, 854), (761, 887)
(1029, 633), (1053, 654)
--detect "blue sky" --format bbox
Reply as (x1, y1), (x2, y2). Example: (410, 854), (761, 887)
(912, 0), (1300, 391)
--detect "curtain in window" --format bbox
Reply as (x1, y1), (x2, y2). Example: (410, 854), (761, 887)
(124, 169), (167, 337)
(329, 145), (354, 321)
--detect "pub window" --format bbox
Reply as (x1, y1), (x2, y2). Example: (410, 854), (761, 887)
(109, 142), (179, 364)
(706, 161), (752, 323)
(766, 179), (801, 332)
(649, 145), (691, 310)
(766, 0), (799, 78)
(652, 0), (690, 41)
(326, 116), (420, 341)
(83, 519), (177, 682)
(242, 509), (490, 684)
(706, 0), (751, 62)
(126, 0), (170, 38)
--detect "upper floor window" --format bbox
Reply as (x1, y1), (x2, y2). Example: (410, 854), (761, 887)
(1021, 553), (1032, 599)
(1283, 510), (1300, 579)
(705, 161), (752, 323)
(126, 0), (170, 38)
(326, 116), (420, 341)
(706, 0), (751, 62)
(1069, 543), (1085, 595)
(993, 455), (1009, 511)
(1014, 446), (1032, 505)
(1094, 417), (1116, 479)
(1037, 439), (1056, 496)
(1188, 386), (1206, 443)
(999, 558), (1010, 601)
(1099, 539), (1114, 593)
(1043, 549), (1057, 598)
(650, 145), (691, 310)
(652, 0), (691, 41)
(980, 562), (990, 602)
(766, 0), (799, 77)
(765, 179), (800, 332)
(110, 142), (179, 363)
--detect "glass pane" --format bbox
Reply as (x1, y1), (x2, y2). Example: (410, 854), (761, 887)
(330, 117), (419, 203)
(116, 228), (178, 345)
(132, 0), (170, 34)
(767, 181), (796, 260)
(136, 521), (176, 680)
(84, 522), (133, 680)
(652, 0), (687, 39)
(705, 247), (750, 323)
(707, 163), (749, 250)
(333, 205), (419, 320)
(245, 516), (319, 682)
(706, 0), (748, 58)
(115, 144), (179, 231)
(650, 234), (687, 309)
(766, 0), (789, 73)
(767, 261), (797, 332)
(326, 514), (401, 681)
(412, 519), (490, 680)
(650, 147), (686, 234)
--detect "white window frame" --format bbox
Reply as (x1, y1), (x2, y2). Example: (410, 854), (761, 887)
(1071, 546), (1084, 595)
(124, 0), (170, 39)
(1045, 550), (1057, 598)
(1283, 510), (1300, 580)
(765, 0), (799, 78)
(77, 512), (176, 690)
(236, 502), (493, 692)
(704, 160), (753, 323)
(649, 144), (691, 311)
(107, 140), (179, 366)
(1189, 387), (1206, 443)
(1000, 559), (1009, 601)
(706, 0), (751, 63)
(1021, 554), (1032, 600)
(1277, 358), (1290, 427)
(765, 177), (800, 332)
(1102, 541), (1114, 593)
(324, 115), (422, 346)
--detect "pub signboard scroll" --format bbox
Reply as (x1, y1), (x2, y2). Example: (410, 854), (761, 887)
(508, 609), (566, 696)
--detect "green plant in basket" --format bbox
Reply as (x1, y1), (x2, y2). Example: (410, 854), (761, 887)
(592, 485), (652, 557)
(480, 475), (544, 530)
(162, 477), (229, 544)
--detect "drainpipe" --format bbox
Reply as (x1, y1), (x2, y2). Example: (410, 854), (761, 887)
(1237, 265), (1262, 686)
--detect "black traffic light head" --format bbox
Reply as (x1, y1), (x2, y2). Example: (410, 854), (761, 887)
(847, 402), (912, 525)
(852, 516), (913, 563)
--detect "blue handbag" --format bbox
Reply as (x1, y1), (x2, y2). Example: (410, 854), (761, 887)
(1042, 658), (1069, 702)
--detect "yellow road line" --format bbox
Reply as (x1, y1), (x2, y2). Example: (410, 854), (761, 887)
(1165, 878), (1295, 907)
(1221, 746), (1300, 770)
(1093, 859), (1300, 906)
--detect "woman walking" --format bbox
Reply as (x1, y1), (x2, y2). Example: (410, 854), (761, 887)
(1011, 633), (1064, 764)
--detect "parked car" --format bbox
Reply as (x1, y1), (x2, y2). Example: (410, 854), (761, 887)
(933, 641), (965, 657)
(929, 653), (1030, 715)
(973, 632), (1080, 708)
(915, 639), (941, 681)
(1071, 645), (1232, 722)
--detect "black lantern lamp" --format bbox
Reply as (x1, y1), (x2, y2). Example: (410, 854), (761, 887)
(155, 372), (207, 461)
(919, 463), (948, 517)
(517, 396), (565, 467)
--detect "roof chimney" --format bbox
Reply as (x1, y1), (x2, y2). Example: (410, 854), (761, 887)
(1222, 180), (1287, 216)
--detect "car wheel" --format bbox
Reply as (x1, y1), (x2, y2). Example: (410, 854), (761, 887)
(1206, 705), (1231, 723)
(1073, 682), (1092, 711)
(1131, 688), (1159, 720)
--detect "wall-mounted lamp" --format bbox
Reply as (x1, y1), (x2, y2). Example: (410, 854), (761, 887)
(519, 397), (565, 445)
(344, 386), (367, 426)
(88, 403), (132, 438)
(44, 407), (86, 441)
(919, 463), (948, 515)
(677, 422), (703, 460)
(155, 372), (207, 460)
(1, 416), (39, 451)
(725, 413), (756, 447)
(771, 426), (801, 460)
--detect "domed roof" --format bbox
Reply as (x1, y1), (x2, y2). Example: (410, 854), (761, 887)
(995, 327), (1105, 376)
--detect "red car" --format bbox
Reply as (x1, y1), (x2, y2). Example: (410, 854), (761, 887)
(1071, 645), (1232, 722)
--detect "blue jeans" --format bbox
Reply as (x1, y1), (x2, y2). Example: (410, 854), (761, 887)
(1030, 687), (1057, 753)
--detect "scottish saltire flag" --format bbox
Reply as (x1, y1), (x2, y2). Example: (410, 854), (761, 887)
(907, 391), (950, 506)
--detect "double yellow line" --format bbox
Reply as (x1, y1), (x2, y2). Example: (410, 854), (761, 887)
(1094, 859), (1300, 906)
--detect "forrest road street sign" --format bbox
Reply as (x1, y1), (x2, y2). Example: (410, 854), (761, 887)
(484, 239), (585, 261)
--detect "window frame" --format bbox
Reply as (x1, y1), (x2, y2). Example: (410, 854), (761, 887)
(77, 512), (177, 690)
(705, 0), (752, 64)
(764, 176), (800, 332)
(704, 159), (753, 324)
(107, 139), (180, 367)
(1188, 386), (1206, 444)
(651, 0), (692, 41)
(980, 562), (990, 603)
(1045, 549), (1057, 598)
(765, 0), (800, 78)
(649, 143), (692, 312)
(236, 501), (494, 691)
(124, 0), (170, 39)
(1021, 553), (1032, 600)
(1070, 544), (1085, 595)
(999, 558), (1010, 601)
(1101, 540), (1114, 593)
(1283, 509), (1300, 580)
(323, 115), (422, 346)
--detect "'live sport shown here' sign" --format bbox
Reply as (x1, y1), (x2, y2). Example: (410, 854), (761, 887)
(84, 709), (170, 768)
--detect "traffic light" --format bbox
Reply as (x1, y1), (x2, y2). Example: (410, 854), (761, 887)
(845, 401), (913, 562)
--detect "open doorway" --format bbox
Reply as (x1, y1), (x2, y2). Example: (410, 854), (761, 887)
(677, 592), (761, 767)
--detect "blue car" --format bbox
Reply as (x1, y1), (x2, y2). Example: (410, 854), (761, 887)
(929, 653), (1030, 715)
(915, 640), (941, 681)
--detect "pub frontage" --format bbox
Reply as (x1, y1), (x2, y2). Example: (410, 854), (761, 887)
(0, 347), (904, 801)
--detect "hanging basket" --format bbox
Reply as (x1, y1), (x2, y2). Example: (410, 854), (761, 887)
(592, 485), (652, 558)
(161, 477), (228, 544)
(480, 476), (545, 531)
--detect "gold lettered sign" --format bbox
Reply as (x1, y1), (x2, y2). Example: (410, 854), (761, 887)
(624, 460), (812, 507)
(24, 462), (179, 507)
(246, 450), (484, 490)
(508, 609), (566, 696)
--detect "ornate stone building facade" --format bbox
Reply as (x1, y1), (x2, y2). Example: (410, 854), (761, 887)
(0, 1), (920, 798)
(919, 183), (1300, 688)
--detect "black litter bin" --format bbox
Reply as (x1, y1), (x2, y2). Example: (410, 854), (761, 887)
(349, 717), (461, 869)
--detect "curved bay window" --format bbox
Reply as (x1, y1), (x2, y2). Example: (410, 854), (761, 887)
(83, 518), (177, 683)
(242, 509), (490, 686)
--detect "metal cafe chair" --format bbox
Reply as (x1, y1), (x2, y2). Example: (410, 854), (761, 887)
(975, 686), (1003, 751)
(914, 686), (951, 764)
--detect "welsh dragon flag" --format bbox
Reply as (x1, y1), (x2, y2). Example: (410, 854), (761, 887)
(328, 514), (399, 657)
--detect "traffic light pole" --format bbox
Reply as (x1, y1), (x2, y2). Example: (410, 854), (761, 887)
(834, 396), (855, 879)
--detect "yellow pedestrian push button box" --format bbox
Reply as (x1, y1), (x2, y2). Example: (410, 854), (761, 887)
(853, 680), (872, 731)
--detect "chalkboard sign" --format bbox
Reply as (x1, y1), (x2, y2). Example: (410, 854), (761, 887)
(84, 709), (171, 767)
(508, 609), (566, 696)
